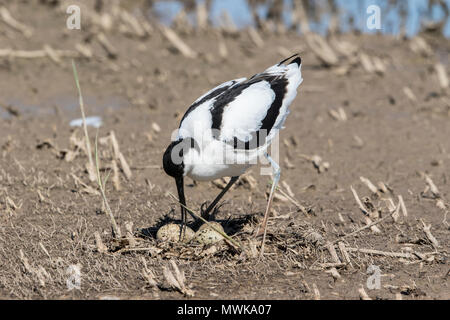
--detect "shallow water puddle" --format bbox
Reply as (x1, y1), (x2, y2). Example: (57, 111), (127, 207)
(148, 0), (450, 37)
(0, 95), (128, 121)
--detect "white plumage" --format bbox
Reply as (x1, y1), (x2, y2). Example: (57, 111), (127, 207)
(176, 56), (303, 181)
(163, 54), (303, 247)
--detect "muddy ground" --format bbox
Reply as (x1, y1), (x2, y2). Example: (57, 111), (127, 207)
(0, 1), (449, 300)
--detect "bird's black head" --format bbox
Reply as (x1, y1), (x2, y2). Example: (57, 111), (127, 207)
(163, 139), (185, 179)
(163, 137), (199, 179)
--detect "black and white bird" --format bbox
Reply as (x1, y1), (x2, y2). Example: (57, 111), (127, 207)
(163, 54), (303, 244)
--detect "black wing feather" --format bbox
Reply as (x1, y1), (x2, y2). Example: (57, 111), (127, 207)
(179, 80), (240, 127)
(211, 74), (288, 149)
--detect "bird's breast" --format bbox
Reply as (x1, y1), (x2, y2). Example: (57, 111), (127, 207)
(183, 141), (258, 181)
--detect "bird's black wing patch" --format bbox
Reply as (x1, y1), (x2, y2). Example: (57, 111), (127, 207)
(179, 80), (239, 127)
(211, 74), (288, 150)
(210, 82), (253, 132)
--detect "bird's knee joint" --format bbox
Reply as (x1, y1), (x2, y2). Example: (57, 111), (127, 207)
(274, 167), (281, 180)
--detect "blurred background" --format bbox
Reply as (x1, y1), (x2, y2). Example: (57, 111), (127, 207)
(134, 0), (450, 37)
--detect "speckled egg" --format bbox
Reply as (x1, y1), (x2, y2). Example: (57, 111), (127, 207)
(193, 222), (225, 245)
(156, 223), (195, 243)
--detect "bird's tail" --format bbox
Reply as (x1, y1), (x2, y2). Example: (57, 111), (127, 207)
(277, 53), (302, 68)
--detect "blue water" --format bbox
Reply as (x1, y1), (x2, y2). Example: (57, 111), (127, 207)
(152, 0), (450, 37)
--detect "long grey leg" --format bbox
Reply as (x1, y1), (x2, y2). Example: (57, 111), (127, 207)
(202, 176), (239, 220)
(256, 153), (281, 256)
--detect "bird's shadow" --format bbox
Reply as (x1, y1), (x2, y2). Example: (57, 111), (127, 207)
(138, 204), (258, 240)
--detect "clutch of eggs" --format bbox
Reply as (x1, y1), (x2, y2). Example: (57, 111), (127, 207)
(156, 222), (225, 245)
